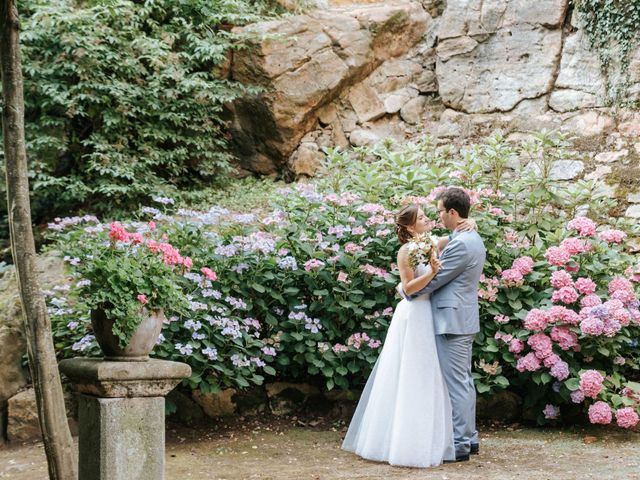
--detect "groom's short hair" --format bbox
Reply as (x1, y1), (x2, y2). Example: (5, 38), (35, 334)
(436, 187), (471, 218)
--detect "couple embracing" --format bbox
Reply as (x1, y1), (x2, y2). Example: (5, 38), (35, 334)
(342, 187), (486, 468)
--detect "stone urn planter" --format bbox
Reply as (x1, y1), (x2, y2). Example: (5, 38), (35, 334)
(91, 308), (165, 361)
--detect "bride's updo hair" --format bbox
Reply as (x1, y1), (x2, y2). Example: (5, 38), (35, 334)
(395, 204), (419, 244)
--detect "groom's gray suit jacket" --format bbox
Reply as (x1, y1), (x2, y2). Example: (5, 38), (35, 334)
(416, 230), (486, 335)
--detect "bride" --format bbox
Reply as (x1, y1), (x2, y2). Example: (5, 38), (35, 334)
(342, 204), (473, 468)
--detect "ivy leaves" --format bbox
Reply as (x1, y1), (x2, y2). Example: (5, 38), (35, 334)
(575, 0), (640, 105)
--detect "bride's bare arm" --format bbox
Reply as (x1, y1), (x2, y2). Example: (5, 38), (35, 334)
(437, 218), (477, 252)
(437, 236), (449, 252)
(397, 247), (440, 296)
(457, 217), (477, 232)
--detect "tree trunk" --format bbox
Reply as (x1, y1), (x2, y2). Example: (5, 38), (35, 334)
(0, 1), (77, 479)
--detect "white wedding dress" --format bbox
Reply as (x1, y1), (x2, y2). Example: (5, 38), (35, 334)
(342, 265), (455, 468)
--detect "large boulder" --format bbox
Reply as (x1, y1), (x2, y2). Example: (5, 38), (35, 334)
(192, 388), (237, 418)
(0, 252), (67, 441)
(549, 12), (607, 112)
(476, 390), (523, 422)
(6, 389), (41, 443)
(6, 387), (77, 443)
(229, 0), (429, 173)
(265, 382), (322, 416)
(435, 0), (569, 113)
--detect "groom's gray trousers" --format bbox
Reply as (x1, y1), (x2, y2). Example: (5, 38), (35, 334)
(408, 230), (486, 458)
(436, 333), (478, 456)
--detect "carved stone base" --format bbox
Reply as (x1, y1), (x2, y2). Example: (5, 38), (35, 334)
(59, 358), (191, 480)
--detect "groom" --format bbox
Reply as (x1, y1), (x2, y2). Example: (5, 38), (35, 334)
(402, 187), (486, 462)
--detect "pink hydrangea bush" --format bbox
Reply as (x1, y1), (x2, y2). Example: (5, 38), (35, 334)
(479, 213), (640, 427)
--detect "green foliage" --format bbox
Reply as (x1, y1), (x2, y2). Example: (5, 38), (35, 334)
(46, 131), (640, 425)
(0, 0), (279, 250)
(574, 0), (640, 105)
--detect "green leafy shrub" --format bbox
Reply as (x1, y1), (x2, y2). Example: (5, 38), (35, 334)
(0, 0), (279, 252)
(46, 131), (640, 426)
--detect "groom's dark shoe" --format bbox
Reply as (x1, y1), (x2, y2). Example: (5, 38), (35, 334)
(470, 443), (480, 455)
(444, 454), (470, 463)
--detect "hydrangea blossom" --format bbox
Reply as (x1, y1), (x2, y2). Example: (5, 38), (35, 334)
(360, 264), (390, 279)
(560, 237), (591, 255)
(304, 259), (325, 272)
(231, 354), (251, 367)
(570, 389), (585, 403)
(516, 352), (541, 372)
(528, 333), (553, 359)
(574, 277), (597, 295)
(332, 343), (349, 354)
(579, 370), (604, 398)
(543, 404), (560, 420)
(551, 270), (574, 289)
(48, 214), (100, 231)
(580, 294), (602, 308)
(261, 346), (277, 356)
(511, 256), (534, 276)
(544, 247), (572, 266)
(202, 347), (218, 361)
(550, 360), (570, 380)
(588, 401), (612, 424)
(509, 339), (525, 354)
(225, 296), (248, 310)
(337, 271), (350, 283)
(278, 256), (298, 271)
(524, 309), (549, 331)
(152, 195), (175, 205)
(580, 316), (605, 336)
(599, 229), (626, 243)
(567, 216), (597, 236)
(501, 268), (524, 287)
(72, 335), (95, 352)
(615, 407), (639, 429)
(175, 343), (193, 355)
(548, 306), (580, 326)
(184, 320), (202, 331)
(478, 275), (499, 301)
(347, 332), (370, 349)
(344, 242), (363, 254)
(214, 245), (238, 257)
(551, 286), (579, 305)
(251, 357), (266, 368)
(550, 326), (579, 351)
(603, 318), (622, 337)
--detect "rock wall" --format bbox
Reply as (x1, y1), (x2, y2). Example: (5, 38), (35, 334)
(228, 0), (429, 174)
(0, 252), (67, 443)
(226, 0), (640, 218)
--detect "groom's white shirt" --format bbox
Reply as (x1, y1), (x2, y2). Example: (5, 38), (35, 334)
(404, 230), (486, 335)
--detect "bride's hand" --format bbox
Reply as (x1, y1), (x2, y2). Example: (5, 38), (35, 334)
(429, 256), (441, 272)
(457, 217), (477, 232)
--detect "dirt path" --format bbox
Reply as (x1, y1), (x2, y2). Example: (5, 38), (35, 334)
(1, 417), (639, 480)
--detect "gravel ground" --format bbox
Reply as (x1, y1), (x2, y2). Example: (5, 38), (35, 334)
(1, 416), (639, 480)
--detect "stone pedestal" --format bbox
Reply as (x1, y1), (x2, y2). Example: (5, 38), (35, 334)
(59, 358), (191, 480)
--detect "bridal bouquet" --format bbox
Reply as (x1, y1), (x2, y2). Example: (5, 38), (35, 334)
(406, 233), (437, 269)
